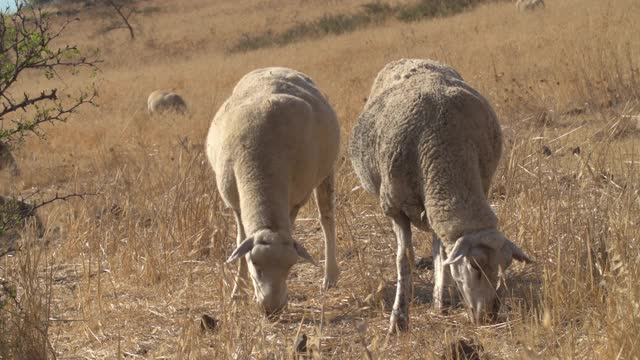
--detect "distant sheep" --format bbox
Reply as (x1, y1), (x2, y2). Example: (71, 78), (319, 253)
(349, 59), (532, 332)
(516, 0), (545, 11)
(206, 67), (340, 315)
(0, 142), (19, 176)
(147, 90), (188, 115)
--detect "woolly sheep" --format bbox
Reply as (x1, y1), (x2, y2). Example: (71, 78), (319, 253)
(516, 0), (545, 11)
(206, 67), (340, 315)
(147, 90), (188, 115)
(0, 142), (19, 176)
(349, 59), (532, 332)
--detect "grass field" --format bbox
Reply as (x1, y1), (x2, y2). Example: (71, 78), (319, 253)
(1, 0), (640, 358)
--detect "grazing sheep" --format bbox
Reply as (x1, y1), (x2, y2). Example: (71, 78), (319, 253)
(147, 90), (188, 115)
(516, 0), (545, 11)
(349, 59), (532, 332)
(0, 142), (19, 176)
(206, 67), (340, 315)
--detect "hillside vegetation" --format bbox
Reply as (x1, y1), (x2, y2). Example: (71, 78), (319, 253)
(1, 0), (639, 358)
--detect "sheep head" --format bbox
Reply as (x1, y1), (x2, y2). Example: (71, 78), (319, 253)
(226, 229), (315, 316)
(443, 229), (532, 324)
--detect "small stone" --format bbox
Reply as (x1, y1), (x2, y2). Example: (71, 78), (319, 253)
(110, 203), (123, 217)
(355, 320), (368, 334)
(141, 218), (153, 228)
(295, 333), (308, 354)
(135, 341), (153, 356)
(200, 314), (218, 332)
(445, 338), (483, 360)
(415, 257), (434, 270)
(572, 146), (581, 156)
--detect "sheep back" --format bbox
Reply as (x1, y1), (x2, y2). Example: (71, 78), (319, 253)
(516, 0), (545, 11)
(147, 90), (188, 114)
(206, 67), (339, 227)
(349, 59), (502, 242)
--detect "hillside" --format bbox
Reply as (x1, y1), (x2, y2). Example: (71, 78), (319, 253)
(1, 0), (639, 358)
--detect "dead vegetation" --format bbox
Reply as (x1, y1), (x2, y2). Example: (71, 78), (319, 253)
(1, 0), (639, 358)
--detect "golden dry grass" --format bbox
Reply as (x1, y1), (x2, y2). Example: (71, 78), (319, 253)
(1, 0), (640, 358)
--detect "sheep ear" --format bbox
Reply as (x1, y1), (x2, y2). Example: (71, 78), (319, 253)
(490, 230), (533, 264)
(443, 230), (509, 265)
(294, 241), (317, 266)
(476, 229), (508, 250)
(226, 237), (254, 263)
(509, 241), (533, 263)
(443, 236), (470, 266)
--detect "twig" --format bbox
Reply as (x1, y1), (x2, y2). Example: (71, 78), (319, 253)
(105, 0), (136, 39)
(30, 191), (100, 215)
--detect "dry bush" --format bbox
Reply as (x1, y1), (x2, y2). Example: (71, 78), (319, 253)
(1, 0), (639, 358)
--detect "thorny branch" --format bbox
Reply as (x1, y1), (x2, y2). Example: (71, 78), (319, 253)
(0, 5), (101, 143)
(105, 0), (135, 39)
(0, 191), (99, 249)
(2, 90), (97, 141)
(12, 190), (99, 218)
(0, 6), (101, 357)
(0, 89), (57, 118)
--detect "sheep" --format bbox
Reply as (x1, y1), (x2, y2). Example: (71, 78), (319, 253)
(147, 90), (188, 115)
(206, 67), (340, 315)
(349, 59), (532, 332)
(0, 142), (19, 176)
(516, 0), (545, 11)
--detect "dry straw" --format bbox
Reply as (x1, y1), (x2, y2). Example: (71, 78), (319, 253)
(1, 0), (639, 358)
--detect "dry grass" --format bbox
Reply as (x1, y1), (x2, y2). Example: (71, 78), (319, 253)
(1, 0), (640, 358)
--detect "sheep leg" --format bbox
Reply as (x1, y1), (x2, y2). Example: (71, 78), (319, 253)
(432, 233), (457, 310)
(314, 173), (339, 289)
(389, 213), (413, 333)
(230, 211), (249, 300)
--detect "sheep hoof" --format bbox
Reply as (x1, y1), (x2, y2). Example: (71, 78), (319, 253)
(323, 270), (339, 289)
(323, 277), (338, 290)
(388, 311), (409, 333)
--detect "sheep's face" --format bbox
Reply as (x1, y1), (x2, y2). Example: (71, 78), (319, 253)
(447, 244), (512, 323)
(247, 234), (298, 316)
(443, 230), (532, 324)
(226, 229), (316, 316)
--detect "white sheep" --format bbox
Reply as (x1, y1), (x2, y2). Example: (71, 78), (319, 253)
(349, 59), (532, 332)
(0, 142), (19, 176)
(206, 67), (340, 315)
(147, 90), (188, 115)
(516, 0), (545, 11)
